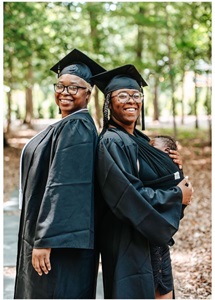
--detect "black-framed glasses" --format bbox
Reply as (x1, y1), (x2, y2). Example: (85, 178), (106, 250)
(54, 84), (87, 95)
(111, 91), (143, 103)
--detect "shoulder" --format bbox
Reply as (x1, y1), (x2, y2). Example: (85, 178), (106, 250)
(99, 128), (136, 145)
(54, 112), (97, 138)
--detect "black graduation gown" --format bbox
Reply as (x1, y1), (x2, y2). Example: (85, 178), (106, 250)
(14, 110), (99, 299)
(96, 128), (183, 299)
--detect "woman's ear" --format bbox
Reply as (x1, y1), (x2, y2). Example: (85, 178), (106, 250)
(86, 90), (91, 104)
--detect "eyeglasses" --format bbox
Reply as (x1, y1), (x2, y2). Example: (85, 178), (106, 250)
(111, 91), (143, 103)
(54, 84), (87, 95)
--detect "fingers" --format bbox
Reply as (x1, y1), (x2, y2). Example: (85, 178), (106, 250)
(173, 159), (183, 169)
(32, 248), (51, 276)
(44, 255), (51, 273)
(32, 255), (43, 276)
(178, 177), (194, 206)
(169, 150), (183, 169)
(185, 181), (194, 205)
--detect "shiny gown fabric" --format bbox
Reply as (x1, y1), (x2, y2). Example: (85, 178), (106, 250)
(14, 111), (99, 299)
(96, 128), (183, 299)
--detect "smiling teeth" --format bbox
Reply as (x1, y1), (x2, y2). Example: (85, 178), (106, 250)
(60, 100), (71, 104)
(126, 108), (136, 111)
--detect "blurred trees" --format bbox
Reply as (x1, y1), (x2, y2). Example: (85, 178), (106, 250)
(3, 1), (211, 140)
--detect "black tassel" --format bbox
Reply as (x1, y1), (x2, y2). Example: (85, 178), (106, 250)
(141, 100), (145, 130)
(58, 64), (60, 78)
(59, 107), (61, 114)
(141, 88), (145, 130)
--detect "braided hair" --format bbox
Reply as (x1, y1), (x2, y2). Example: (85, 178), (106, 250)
(102, 93), (111, 129)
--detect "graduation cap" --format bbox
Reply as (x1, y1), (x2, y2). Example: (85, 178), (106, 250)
(50, 48), (106, 86)
(91, 64), (148, 95)
(91, 64), (148, 130)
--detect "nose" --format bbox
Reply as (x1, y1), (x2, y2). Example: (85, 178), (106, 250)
(127, 96), (136, 103)
(62, 86), (70, 94)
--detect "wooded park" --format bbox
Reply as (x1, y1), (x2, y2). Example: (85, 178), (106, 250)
(4, 1), (211, 140)
(3, 1), (212, 299)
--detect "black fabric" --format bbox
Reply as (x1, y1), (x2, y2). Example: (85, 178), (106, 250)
(150, 245), (173, 295)
(91, 64), (148, 95)
(108, 118), (183, 183)
(14, 111), (99, 299)
(50, 48), (105, 84)
(59, 63), (93, 83)
(104, 75), (140, 95)
(106, 121), (186, 295)
(96, 127), (183, 298)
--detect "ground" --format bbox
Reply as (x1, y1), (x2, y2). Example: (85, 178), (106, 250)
(3, 122), (212, 299)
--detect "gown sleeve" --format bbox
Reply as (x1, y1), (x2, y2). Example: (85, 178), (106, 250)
(33, 118), (97, 249)
(97, 135), (183, 246)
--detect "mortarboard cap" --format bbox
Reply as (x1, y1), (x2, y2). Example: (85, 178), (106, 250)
(91, 64), (148, 95)
(50, 48), (106, 86)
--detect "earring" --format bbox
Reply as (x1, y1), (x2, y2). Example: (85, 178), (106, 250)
(59, 108), (61, 114)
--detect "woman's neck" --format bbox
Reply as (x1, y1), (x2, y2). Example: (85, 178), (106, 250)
(110, 116), (135, 135)
(61, 108), (88, 118)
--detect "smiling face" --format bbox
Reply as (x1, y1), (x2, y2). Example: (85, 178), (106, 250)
(55, 74), (91, 118)
(109, 88), (142, 133)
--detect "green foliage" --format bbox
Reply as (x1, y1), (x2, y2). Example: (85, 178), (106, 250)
(3, 1), (211, 128)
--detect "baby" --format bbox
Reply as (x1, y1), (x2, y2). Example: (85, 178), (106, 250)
(149, 135), (187, 299)
(150, 135), (177, 153)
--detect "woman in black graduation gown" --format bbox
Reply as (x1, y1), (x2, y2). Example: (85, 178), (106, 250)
(14, 49), (105, 299)
(92, 65), (193, 299)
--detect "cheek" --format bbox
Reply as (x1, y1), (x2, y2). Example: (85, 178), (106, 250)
(54, 93), (60, 105)
(109, 101), (121, 112)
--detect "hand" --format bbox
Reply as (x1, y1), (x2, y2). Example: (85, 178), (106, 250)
(32, 248), (51, 276)
(177, 178), (194, 205)
(169, 149), (183, 169)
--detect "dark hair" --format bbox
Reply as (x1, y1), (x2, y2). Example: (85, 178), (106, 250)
(154, 135), (177, 150)
(103, 93), (111, 129)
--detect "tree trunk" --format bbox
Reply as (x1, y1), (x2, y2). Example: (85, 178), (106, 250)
(24, 64), (33, 126)
(205, 71), (211, 145)
(94, 87), (102, 129)
(6, 90), (12, 133)
(165, 8), (177, 138)
(136, 8), (145, 126)
(5, 55), (13, 134)
(181, 71), (185, 125)
(87, 4), (102, 128)
(194, 72), (199, 129)
(153, 77), (159, 121)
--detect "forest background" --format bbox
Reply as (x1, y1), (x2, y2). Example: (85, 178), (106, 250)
(3, 1), (212, 140)
(3, 1), (212, 299)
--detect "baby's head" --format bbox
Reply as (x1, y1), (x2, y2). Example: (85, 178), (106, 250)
(150, 135), (177, 154)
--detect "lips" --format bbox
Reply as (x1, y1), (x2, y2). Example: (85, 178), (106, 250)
(60, 99), (73, 104)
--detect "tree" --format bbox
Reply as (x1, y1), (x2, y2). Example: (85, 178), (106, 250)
(4, 1), (211, 135)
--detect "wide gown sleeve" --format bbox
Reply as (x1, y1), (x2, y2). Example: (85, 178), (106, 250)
(97, 136), (183, 246)
(33, 118), (97, 249)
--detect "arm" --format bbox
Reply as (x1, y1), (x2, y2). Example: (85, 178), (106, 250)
(97, 137), (185, 245)
(33, 118), (97, 249)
